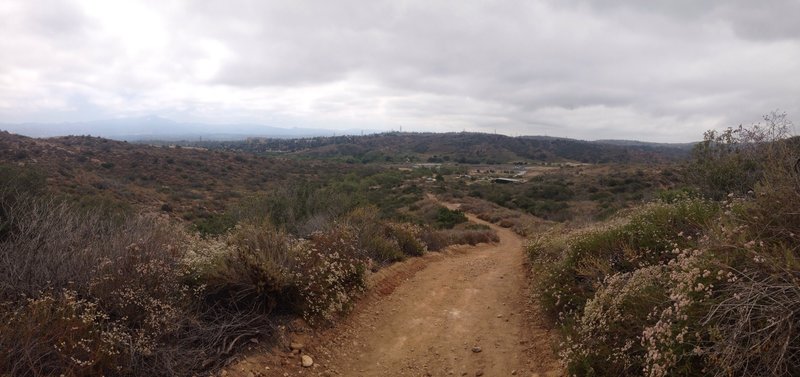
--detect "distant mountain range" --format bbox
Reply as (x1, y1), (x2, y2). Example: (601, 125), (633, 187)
(0, 117), (698, 147)
(0, 116), (373, 141)
(0, 117), (697, 164)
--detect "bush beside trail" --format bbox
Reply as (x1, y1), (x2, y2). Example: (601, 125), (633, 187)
(528, 115), (800, 376)
(0, 170), (497, 376)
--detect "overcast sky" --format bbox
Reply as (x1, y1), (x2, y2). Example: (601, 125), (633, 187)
(1, 0), (799, 141)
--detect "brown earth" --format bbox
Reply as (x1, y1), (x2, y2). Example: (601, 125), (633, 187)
(225, 204), (561, 377)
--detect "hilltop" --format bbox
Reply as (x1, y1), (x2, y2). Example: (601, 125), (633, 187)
(173, 132), (692, 164)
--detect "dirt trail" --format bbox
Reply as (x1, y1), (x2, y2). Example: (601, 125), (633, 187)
(310, 205), (560, 376)
(228, 203), (560, 376)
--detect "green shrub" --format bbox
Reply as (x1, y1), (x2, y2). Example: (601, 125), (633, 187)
(527, 182), (574, 201)
(344, 206), (404, 263)
(192, 213), (236, 237)
(526, 199), (569, 220)
(0, 163), (46, 198)
(341, 206), (427, 263)
(531, 198), (718, 321)
(435, 207), (467, 229)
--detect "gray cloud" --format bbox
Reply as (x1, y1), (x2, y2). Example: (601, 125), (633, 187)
(0, 0), (798, 141)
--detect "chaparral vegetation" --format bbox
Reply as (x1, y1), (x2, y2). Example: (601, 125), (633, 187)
(527, 112), (800, 376)
(0, 112), (797, 376)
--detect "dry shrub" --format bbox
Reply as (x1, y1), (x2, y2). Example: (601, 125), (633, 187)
(0, 164), (46, 240)
(420, 228), (498, 251)
(0, 198), (276, 376)
(0, 290), (124, 376)
(418, 230), (449, 251)
(0, 198), (94, 298)
(702, 273), (800, 376)
(385, 222), (426, 257)
(192, 222), (298, 314)
(0, 195), (191, 340)
(0, 194), (430, 374)
(0, 197), (183, 301)
(344, 207), (426, 264)
(499, 219), (515, 228)
(694, 114), (800, 376)
(295, 226), (366, 323)
(344, 206), (404, 264)
(456, 228), (500, 245)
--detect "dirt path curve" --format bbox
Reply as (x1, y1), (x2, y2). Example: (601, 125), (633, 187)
(309, 203), (561, 377)
(226, 201), (561, 377)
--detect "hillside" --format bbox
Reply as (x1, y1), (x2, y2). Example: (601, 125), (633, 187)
(0, 130), (505, 376)
(0, 130), (683, 225)
(0, 131), (351, 219)
(172, 132), (692, 164)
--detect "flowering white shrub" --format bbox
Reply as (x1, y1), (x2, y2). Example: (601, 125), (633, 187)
(530, 182), (800, 377)
(1, 290), (128, 375)
(527, 197), (727, 376)
(641, 247), (716, 377)
(561, 265), (668, 376)
(294, 226), (367, 324)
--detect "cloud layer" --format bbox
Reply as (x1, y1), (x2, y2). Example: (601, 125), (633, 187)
(1, 0), (799, 141)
